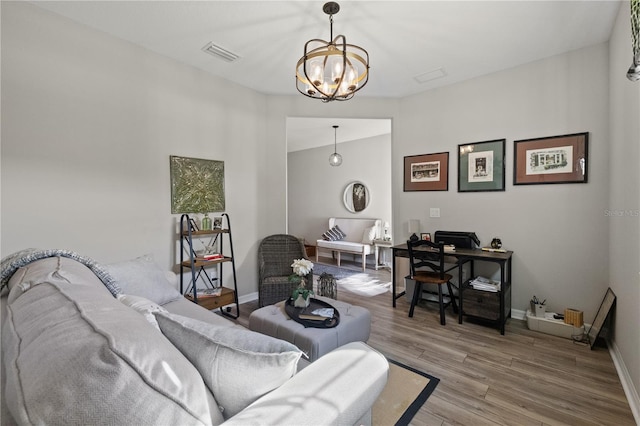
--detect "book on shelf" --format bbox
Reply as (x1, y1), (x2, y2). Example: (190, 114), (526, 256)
(195, 253), (223, 261)
(469, 276), (501, 292)
(193, 287), (222, 298)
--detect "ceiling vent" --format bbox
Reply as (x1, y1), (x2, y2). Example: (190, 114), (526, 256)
(414, 68), (447, 84)
(202, 42), (240, 62)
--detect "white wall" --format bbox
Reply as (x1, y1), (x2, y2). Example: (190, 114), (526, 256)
(0, 2), (270, 297)
(395, 44), (611, 322)
(287, 133), (392, 244)
(608, 2), (640, 416)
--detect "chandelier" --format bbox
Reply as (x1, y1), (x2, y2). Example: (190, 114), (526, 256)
(296, 2), (369, 102)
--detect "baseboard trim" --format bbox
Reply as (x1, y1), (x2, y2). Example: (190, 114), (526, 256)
(608, 339), (640, 424)
(511, 308), (526, 320)
(239, 291), (258, 304)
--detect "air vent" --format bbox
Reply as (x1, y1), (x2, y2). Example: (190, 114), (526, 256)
(202, 42), (240, 63)
(414, 68), (446, 84)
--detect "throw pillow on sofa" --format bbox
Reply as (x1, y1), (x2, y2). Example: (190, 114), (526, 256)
(361, 225), (377, 244)
(117, 293), (168, 330)
(105, 254), (182, 305)
(155, 311), (303, 419)
(322, 225), (346, 241)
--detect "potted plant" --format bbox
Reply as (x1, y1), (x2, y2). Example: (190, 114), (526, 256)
(289, 258), (314, 307)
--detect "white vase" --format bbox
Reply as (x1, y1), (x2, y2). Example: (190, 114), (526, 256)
(294, 294), (309, 308)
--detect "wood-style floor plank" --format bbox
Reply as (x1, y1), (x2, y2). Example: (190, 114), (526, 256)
(234, 266), (635, 425)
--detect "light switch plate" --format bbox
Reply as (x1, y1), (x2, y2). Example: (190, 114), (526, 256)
(430, 208), (440, 218)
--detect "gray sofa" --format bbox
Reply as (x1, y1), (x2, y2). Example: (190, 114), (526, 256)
(0, 251), (388, 425)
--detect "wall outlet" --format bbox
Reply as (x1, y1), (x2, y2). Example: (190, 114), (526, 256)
(430, 207), (440, 218)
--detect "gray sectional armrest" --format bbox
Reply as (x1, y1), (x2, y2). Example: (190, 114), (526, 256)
(224, 341), (389, 426)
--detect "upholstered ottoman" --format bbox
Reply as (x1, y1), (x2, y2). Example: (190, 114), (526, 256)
(248, 296), (371, 362)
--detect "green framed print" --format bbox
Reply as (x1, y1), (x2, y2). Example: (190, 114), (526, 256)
(457, 139), (506, 192)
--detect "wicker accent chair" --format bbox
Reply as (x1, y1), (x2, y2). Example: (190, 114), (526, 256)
(258, 234), (313, 307)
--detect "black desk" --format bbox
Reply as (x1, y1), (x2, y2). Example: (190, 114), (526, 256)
(391, 244), (513, 334)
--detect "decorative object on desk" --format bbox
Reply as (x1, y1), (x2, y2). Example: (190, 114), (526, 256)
(317, 272), (338, 299)
(530, 295), (546, 317)
(213, 216), (223, 229)
(403, 151), (449, 191)
(408, 219), (420, 241)
(290, 258), (314, 307)
(458, 139), (506, 192)
(169, 155), (225, 214)
(201, 213), (212, 230)
(514, 132), (588, 185)
(343, 181), (368, 212)
(420, 233), (431, 241)
(490, 237), (502, 249)
(383, 221), (391, 241)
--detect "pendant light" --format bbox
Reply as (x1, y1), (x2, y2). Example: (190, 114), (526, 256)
(296, 2), (370, 102)
(329, 125), (342, 166)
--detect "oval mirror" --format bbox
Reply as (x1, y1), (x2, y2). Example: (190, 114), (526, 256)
(343, 181), (369, 213)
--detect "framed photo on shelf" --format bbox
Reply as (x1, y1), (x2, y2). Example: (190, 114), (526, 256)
(458, 139), (506, 192)
(404, 152), (449, 191)
(420, 232), (431, 241)
(513, 132), (588, 185)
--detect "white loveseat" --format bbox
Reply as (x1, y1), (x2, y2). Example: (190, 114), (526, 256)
(316, 217), (382, 271)
(0, 250), (388, 426)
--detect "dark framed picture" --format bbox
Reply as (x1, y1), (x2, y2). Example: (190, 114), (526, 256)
(458, 139), (506, 192)
(404, 152), (449, 191)
(420, 233), (431, 241)
(513, 132), (588, 185)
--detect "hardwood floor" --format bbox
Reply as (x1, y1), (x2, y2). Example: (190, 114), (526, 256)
(235, 268), (635, 425)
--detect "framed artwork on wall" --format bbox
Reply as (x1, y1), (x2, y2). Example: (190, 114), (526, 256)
(170, 155), (225, 214)
(458, 139), (506, 192)
(403, 152), (449, 191)
(513, 132), (588, 185)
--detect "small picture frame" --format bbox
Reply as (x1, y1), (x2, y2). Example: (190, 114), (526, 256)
(404, 152), (449, 191)
(420, 233), (431, 241)
(458, 139), (506, 192)
(213, 216), (223, 229)
(514, 132), (588, 185)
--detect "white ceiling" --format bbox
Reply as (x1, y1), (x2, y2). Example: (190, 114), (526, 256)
(30, 0), (621, 150)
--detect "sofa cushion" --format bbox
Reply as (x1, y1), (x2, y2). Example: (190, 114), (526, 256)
(2, 257), (224, 426)
(117, 293), (168, 329)
(105, 254), (182, 305)
(155, 312), (303, 419)
(316, 239), (374, 255)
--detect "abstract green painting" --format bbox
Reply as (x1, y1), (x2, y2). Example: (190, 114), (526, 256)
(170, 155), (225, 214)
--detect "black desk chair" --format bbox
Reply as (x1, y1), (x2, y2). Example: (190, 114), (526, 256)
(407, 239), (459, 325)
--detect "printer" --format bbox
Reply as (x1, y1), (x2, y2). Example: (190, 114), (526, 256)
(433, 231), (480, 249)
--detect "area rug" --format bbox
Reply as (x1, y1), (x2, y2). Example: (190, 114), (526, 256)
(313, 263), (391, 297)
(372, 359), (440, 426)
